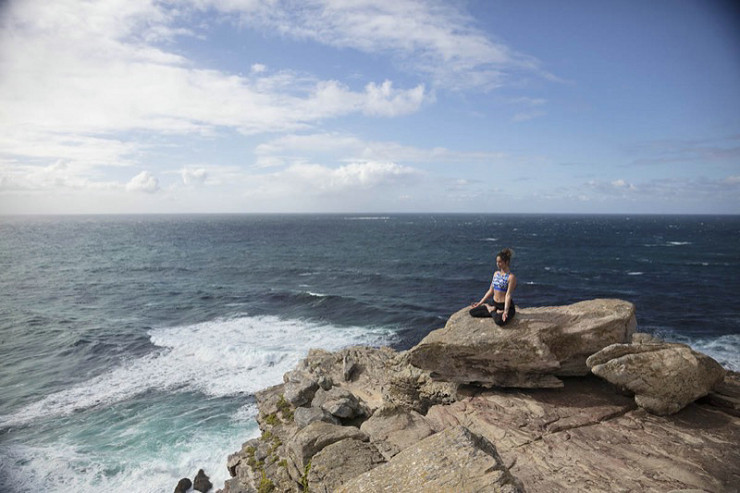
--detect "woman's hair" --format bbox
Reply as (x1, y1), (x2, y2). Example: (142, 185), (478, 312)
(497, 248), (514, 264)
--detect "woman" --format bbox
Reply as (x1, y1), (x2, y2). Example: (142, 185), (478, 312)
(470, 248), (517, 326)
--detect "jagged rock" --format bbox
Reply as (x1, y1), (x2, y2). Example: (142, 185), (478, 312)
(254, 383), (286, 424)
(317, 375), (333, 390)
(336, 426), (523, 493)
(382, 359), (457, 413)
(359, 407), (434, 460)
(283, 376), (319, 407)
(311, 386), (366, 419)
(343, 352), (357, 381)
(293, 405), (340, 428)
(307, 438), (386, 492)
(702, 370), (740, 417)
(288, 421), (368, 469)
(193, 469), (213, 492)
(217, 478), (254, 493)
(226, 452), (241, 478)
(174, 477), (192, 493)
(631, 332), (663, 344)
(587, 342), (727, 415)
(408, 298), (636, 388)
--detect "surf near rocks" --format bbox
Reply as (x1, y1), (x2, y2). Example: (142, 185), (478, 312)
(217, 298), (739, 493)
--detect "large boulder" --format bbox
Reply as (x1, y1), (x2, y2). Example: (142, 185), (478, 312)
(288, 421), (368, 469)
(311, 386), (367, 420)
(359, 407), (435, 460)
(408, 298), (636, 388)
(293, 405), (340, 429)
(587, 342), (727, 415)
(307, 438), (386, 493)
(335, 426), (523, 493)
(283, 373), (319, 407)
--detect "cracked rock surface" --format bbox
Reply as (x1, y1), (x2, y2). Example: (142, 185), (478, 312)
(425, 375), (739, 492)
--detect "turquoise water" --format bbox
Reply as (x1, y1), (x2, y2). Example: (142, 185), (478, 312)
(1, 214), (738, 491)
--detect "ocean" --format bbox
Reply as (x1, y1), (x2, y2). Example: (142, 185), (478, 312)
(1, 214), (738, 492)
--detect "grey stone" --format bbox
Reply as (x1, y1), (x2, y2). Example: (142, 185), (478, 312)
(288, 421), (368, 468)
(283, 378), (319, 407)
(293, 406), (340, 429)
(312, 386), (365, 419)
(343, 352), (357, 381)
(317, 375), (333, 390)
(307, 439), (386, 493)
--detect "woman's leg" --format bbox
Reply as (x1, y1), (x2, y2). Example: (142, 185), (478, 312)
(494, 303), (515, 326)
(469, 304), (492, 318)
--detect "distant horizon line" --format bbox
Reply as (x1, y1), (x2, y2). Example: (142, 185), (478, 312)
(2, 211), (739, 217)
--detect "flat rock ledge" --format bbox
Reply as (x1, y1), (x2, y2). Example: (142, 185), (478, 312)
(408, 299), (637, 388)
(217, 299), (738, 493)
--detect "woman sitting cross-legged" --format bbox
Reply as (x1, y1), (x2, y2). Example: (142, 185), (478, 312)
(469, 248), (517, 326)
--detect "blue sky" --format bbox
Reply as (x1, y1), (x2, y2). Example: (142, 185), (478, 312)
(1, 0), (738, 214)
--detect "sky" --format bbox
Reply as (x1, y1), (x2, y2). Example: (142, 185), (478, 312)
(1, 0), (739, 214)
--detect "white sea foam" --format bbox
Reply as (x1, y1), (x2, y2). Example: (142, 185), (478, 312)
(0, 316), (397, 428)
(344, 216), (390, 220)
(667, 241), (691, 246)
(0, 413), (258, 493)
(627, 272), (643, 276)
(483, 238), (498, 242)
(648, 329), (740, 372)
(667, 333), (740, 372)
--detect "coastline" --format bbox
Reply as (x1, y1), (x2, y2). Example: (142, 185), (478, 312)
(213, 300), (740, 492)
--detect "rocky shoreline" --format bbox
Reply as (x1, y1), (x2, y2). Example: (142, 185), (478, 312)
(209, 299), (739, 492)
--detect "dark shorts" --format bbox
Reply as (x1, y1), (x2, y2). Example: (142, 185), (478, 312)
(469, 300), (516, 326)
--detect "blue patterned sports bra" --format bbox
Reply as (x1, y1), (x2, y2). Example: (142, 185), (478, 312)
(492, 271), (510, 292)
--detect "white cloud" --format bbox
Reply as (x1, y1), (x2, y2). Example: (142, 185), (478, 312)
(362, 81), (428, 116)
(512, 111), (545, 123)
(254, 132), (507, 167)
(0, 161), (121, 192)
(181, 167), (209, 186)
(198, 0), (551, 90)
(278, 161), (420, 194)
(0, 0), (429, 176)
(610, 179), (637, 190)
(126, 171), (160, 193)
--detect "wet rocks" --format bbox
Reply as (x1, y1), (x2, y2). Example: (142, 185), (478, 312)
(174, 469), (213, 493)
(193, 469), (213, 492)
(174, 477), (191, 493)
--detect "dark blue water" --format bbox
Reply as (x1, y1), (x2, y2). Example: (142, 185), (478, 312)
(1, 214), (738, 492)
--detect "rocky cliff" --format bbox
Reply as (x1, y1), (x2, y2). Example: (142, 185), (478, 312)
(216, 299), (739, 493)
